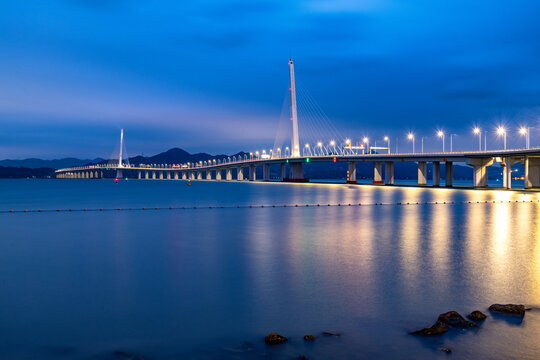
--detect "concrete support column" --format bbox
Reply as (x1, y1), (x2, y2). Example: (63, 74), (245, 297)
(182, 172), (187, 180)
(237, 168), (244, 181)
(418, 161), (427, 185)
(216, 170), (222, 180)
(289, 162), (304, 179)
(445, 162), (453, 187)
(385, 161), (394, 185)
(174, 172), (179, 180)
(152, 171), (156, 180)
(468, 158), (493, 188)
(167, 172), (171, 180)
(89, 171), (93, 178)
(526, 158), (540, 188)
(263, 164), (270, 181)
(280, 163), (286, 180)
(504, 157), (512, 189)
(432, 162), (440, 187)
(206, 171), (212, 180)
(348, 161), (357, 183)
(116, 169), (123, 179)
(249, 165), (256, 181)
(190, 172), (195, 180)
(374, 162), (383, 184)
(159, 171), (164, 180)
(197, 171), (202, 180)
(138, 171), (141, 179)
(226, 168), (232, 181)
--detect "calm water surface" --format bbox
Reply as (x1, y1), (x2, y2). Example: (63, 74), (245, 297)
(1, 179), (539, 359)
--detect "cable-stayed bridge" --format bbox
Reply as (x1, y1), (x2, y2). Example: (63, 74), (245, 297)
(56, 59), (540, 190)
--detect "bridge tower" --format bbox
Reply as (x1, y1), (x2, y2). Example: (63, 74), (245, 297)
(289, 58), (300, 157)
(116, 128), (124, 179)
(285, 58), (307, 181)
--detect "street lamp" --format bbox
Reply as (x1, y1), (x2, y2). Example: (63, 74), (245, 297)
(497, 126), (506, 150)
(408, 133), (415, 153)
(363, 137), (369, 154)
(473, 127), (481, 151)
(437, 130), (445, 152)
(384, 136), (390, 154)
(520, 127), (530, 149)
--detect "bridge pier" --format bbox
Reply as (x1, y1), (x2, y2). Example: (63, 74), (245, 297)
(525, 157), (540, 188)
(432, 161), (440, 186)
(159, 171), (164, 180)
(280, 163), (286, 180)
(237, 167), (244, 181)
(385, 161), (394, 185)
(347, 161), (356, 184)
(206, 171), (212, 180)
(263, 164), (270, 181)
(226, 168), (232, 181)
(216, 169), (222, 180)
(197, 171), (202, 180)
(418, 161), (427, 185)
(374, 162), (383, 184)
(152, 171), (156, 180)
(249, 165), (256, 181)
(445, 162), (453, 187)
(468, 158), (493, 188)
(90, 171), (94, 179)
(286, 162), (305, 181)
(116, 169), (123, 179)
(138, 171), (141, 179)
(167, 172), (171, 180)
(502, 157), (513, 189)
(174, 171), (179, 180)
(189, 172), (195, 180)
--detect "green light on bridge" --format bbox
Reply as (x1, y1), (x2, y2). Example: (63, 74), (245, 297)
(306, 157), (310, 163)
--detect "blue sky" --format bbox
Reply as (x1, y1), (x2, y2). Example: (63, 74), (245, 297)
(1, 0), (539, 158)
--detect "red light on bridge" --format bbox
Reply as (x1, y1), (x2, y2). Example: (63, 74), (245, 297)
(333, 157), (337, 163)
(115, 177), (118, 183)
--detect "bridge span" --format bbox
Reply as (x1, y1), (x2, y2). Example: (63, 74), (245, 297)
(56, 147), (540, 190)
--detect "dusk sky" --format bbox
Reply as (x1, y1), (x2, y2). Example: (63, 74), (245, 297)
(1, 0), (540, 158)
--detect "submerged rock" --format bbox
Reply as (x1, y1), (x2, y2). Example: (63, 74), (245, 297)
(468, 310), (487, 322)
(303, 334), (316, 341)
(439, 347), (452, 354)
(411, 321), (448, 336)
(437, 311), (477, 328)
(322, 330), (341, 337)
(489, 304), (525, 316)
(264, 332), (288, 345)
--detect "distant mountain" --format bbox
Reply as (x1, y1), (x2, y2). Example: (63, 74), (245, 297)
(0, 158), (105, 169)
(0, 166), (55, 178)
(104, 148), (247, 166)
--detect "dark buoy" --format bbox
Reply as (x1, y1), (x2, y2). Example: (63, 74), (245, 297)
(188, 179), (191, 186)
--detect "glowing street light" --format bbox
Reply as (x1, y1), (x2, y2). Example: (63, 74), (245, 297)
(437, 130), (445, 152)
(384, 136), (390, 154)
(363, 137), (369, 154)
(520, 127), (530, 149)
(473, 127), (481, 151)
(497, 126), (506, 150)
(408, 133), (415, 153)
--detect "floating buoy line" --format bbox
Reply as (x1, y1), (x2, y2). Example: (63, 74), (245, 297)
(1, 199), (539, 214)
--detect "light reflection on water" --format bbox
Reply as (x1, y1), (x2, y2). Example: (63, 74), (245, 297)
(0, 180), (539, 359)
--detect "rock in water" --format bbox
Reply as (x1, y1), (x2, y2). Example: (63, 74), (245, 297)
(322, 330), (341, 337)
(437, 311), (477, 328)
(303, 334), (316, 341)
(468, 310), (487, 321)
(411, 321), (448, 336)
(488, 304), (525, 316)
(439, 347), (452, 354)
(264, 332), (288, 345)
